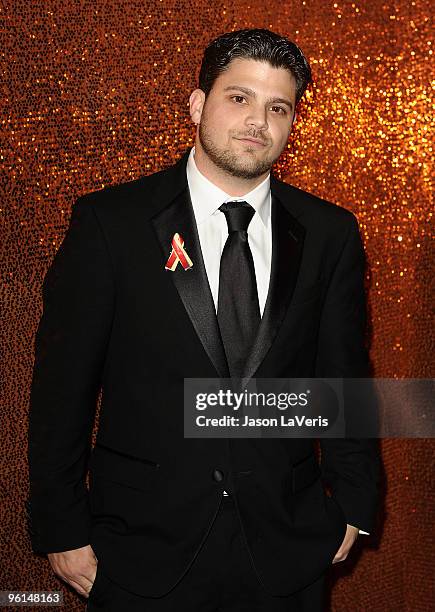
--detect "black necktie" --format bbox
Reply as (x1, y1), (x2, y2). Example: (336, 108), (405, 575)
(217, 201), (261, 378)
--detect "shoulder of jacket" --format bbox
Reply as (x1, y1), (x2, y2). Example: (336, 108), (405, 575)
(273, 176), (358, 228)
(75, 166), (169, 210)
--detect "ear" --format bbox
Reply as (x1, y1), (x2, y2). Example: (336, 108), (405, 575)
(189, 89), (206, 125)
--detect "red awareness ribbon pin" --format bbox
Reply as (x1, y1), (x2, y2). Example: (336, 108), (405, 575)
(165, 233), (193, 271)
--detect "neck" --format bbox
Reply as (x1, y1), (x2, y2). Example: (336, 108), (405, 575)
(193, 142), (269, 197)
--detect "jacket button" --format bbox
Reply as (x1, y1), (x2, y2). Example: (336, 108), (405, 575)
(212, 468), (224, 483)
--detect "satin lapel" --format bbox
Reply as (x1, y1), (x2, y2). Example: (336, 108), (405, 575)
(241, 191), (305, 383)
(151, 187), (230, 378)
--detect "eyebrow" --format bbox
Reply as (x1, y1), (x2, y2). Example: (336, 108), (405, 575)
(223, 85), (294, 111)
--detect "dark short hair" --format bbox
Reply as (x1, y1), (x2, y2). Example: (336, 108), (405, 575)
(198, 28), (312, 108)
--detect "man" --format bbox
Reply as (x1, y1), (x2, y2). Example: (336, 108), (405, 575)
(27, 29), (380, 611)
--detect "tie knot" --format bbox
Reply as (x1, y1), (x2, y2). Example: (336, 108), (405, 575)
(219, 201), (255, 233)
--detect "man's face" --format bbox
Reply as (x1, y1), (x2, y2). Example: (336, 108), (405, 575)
(190, 57), (297, 179)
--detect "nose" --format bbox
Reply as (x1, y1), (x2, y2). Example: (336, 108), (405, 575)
(245, 105), (268, 131)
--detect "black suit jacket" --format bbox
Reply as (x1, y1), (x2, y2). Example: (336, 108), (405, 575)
(27, 147), (380, 597)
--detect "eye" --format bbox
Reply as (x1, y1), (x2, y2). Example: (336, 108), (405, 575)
(270, 106), (286, 115)
(231, 95), (247, 104)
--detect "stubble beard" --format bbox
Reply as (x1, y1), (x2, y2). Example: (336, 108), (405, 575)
(198, 117), (282, 180)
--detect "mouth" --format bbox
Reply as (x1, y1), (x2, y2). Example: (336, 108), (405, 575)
(234, 137), (267, 148)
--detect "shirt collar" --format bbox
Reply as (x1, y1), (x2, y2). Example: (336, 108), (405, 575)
(186, 146), (270, 227)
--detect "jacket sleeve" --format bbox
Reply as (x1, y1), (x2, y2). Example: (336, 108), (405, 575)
(26, 196), (115, 553)
(315, 213), (381, 534)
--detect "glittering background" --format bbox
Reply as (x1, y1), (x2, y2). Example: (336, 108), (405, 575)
(1, 1), (433, 610)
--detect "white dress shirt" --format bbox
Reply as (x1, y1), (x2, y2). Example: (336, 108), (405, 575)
(186, 146), (272, 315)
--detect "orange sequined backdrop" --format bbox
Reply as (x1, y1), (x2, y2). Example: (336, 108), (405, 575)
(1, 1), (433, 610)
